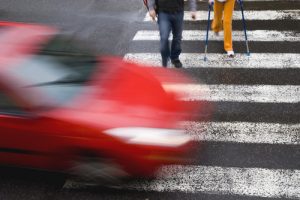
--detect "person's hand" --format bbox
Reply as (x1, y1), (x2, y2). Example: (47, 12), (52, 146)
(149, 9), (157, 21)
(208, 0), (214, 5)
(191, 12), (196, 20)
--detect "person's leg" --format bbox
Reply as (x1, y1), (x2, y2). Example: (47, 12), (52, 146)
(211, 1), (224, 34)
(158, 12), (172, 66)
(223, 0), (235, 52)
(170, 11), (184, 63)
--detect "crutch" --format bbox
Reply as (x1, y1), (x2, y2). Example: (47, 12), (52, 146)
(204, 2), (213, 61)
(237, 0), (250, 56)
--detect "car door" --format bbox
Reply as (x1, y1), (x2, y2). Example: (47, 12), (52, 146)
(0, 88), (33, 164)
(0, 88), (59, 169)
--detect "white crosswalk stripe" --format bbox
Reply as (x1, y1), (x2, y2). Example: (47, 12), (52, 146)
(125, 165), (300, 198)
(124, 53), (300, 69)
(144, 10), (300, 21)
(133, 30), (300, 41)
(64, 166), (300, 198)
(182, 121), (300, 144)
(139, 166), (299, 198)
(185, 0), (298, 1)
(162, 83), (300, 103)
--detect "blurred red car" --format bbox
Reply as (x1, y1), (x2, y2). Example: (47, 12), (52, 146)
(0, 21), (197, 182)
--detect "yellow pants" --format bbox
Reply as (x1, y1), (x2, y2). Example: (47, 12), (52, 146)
(211, 0), (235, 51)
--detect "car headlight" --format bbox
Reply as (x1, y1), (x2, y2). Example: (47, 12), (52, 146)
(104, 127), (191, 147)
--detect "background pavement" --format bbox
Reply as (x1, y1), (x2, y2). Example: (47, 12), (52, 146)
(0, 0), (145, 55)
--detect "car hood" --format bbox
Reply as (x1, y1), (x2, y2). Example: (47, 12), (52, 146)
(44, 57), (196, 130)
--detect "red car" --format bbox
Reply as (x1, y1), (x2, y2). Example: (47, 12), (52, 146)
(0, 22), (198, 182)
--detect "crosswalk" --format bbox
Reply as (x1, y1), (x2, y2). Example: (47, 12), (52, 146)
(126, 166), (300, 198)
(183, 121), (300, 144)
(143, 10), (300, 21)
(133, 30), (300, 41)
(125, 53), (300, 68)
(162, 84), (300, 103)
(65, 0), (300, 198)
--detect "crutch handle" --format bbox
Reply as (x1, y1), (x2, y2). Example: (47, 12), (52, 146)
(208, 0), (214, 6)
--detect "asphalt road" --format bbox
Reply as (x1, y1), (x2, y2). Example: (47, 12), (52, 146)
(0, 0), (299, 200)
(0, 0), (145, 56)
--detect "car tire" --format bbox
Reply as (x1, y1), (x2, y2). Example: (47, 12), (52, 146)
(68, 153), (129, 185)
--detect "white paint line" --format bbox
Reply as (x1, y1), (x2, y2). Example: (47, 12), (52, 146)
(63, 165), (300, 199)
(133, 30), (300, 41)
(129, 166), (300, 198)
(124, 53), (300, 69)
(182, 121), (300, 145)
(162, 83), (300, 103)
(144, 10), (300, 21)
(185, 0), (298, 1)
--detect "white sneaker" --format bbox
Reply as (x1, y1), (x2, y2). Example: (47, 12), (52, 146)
(227, 50), (235, 58)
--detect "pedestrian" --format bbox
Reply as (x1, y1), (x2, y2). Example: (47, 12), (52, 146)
(147, 0), (197, 68)
(209, 0), (235, 57)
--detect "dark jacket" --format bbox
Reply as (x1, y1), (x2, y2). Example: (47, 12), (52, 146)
(148, 0), (196, 12)
(157, 0), (184, 12)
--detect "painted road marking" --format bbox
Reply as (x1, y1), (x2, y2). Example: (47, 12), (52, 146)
(186, 0), (298, 1)
(128, 166), (300, 198)
(162, 83), (300, 103)
(241, 0), (300, 1)
(144, 10), (300, 21)
(63, 165), (300, 199)
(183, 121), (300, 145)
(133, 30), (300, 41)
(124, 53), (300, 69)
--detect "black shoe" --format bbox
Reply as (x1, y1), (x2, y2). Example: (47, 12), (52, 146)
(162, 59), (169, 67)
(171, 59), (183, 68)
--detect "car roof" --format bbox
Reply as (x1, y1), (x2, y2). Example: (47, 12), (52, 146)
(0, 21), (56, 72)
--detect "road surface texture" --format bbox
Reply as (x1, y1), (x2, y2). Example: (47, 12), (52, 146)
(0, 0), (299, 199)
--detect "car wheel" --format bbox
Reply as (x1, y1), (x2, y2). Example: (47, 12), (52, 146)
(68, 154), (129, 185)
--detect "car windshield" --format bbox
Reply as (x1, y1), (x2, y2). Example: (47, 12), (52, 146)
(7, 35), (98, 108)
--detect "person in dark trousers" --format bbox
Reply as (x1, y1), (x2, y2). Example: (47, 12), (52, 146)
(147, 0), (197, 68)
